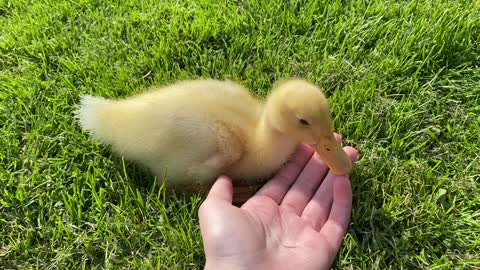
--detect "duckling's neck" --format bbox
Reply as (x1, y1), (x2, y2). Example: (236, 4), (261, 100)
(253, 112), (300, 168)
(226, 110), (300, 182)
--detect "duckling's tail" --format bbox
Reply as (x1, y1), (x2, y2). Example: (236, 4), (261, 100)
(75, 94), (114, 142)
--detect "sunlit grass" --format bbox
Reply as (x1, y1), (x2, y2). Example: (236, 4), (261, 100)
(1, 0), (479, 268)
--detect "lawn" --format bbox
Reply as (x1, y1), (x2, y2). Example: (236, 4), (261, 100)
(1, 0), (479, 269)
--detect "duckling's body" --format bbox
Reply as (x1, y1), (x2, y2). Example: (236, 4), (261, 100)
(76, 79), (352, 192)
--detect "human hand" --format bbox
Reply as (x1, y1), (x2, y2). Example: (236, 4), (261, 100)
(198, 135), (358, 270)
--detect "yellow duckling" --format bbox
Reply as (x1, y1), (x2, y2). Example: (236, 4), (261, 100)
(75, 79), (352, 192)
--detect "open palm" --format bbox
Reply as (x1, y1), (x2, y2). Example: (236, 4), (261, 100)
(199, 139), (358, 270)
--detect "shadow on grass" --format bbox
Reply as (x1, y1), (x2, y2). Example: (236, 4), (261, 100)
(109, 155), (208, 206)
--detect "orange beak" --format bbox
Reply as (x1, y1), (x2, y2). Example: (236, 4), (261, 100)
(313, 134), (352, 175)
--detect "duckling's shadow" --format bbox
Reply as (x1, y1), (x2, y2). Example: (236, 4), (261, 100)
(110, 155), (269, 206)
(109, 156), (205, 204)
(111, 159), (152, 187)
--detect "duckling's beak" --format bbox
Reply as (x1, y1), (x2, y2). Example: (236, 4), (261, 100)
(312, 135), (352, 175)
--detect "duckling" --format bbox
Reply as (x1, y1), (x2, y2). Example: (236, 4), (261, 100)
(75, 78), (352, 193)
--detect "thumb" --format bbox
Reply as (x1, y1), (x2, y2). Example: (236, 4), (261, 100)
(206, 175), (234, 204)
(198, 176), (235, 242)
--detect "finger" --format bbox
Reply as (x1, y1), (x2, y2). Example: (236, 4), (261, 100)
(255, 144), (314, 204)
(317, 175), (352, 252)
(279, 152), (331, 215)
(205, 175), (234, 204)
(333, 133), (342, 144)
(198, 176), (239, 257)
(301, 146), (357, 230)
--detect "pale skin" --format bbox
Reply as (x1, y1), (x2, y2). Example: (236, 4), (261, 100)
(199, 134), (358, 270)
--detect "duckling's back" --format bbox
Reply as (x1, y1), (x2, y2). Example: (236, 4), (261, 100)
(133, 79), (264, 143)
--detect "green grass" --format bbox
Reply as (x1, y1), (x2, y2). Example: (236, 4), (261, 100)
(1, 0), (479, 268)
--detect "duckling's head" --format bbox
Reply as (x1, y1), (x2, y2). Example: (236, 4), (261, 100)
(265, 79), (352, 175)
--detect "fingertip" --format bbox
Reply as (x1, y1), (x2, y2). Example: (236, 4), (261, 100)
(342, 146), (359, 164)
(333, 133), (342, 144)
(217, 175), (233, 185)
(207, 175), (234, 203)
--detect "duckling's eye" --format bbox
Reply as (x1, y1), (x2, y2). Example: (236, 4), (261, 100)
(299, 119), (310, 126)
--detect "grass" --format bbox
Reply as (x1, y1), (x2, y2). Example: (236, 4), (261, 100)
(1, 0), (479, 268)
